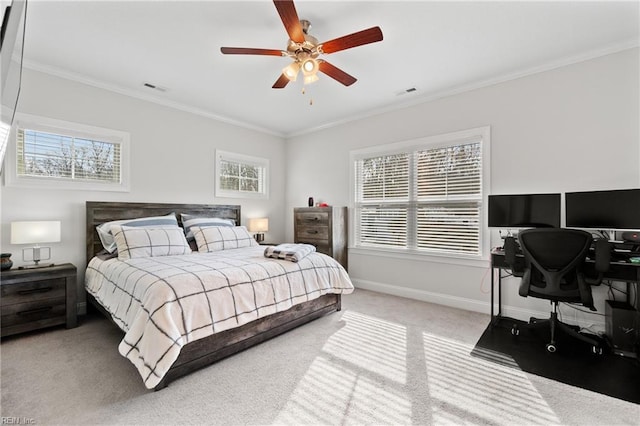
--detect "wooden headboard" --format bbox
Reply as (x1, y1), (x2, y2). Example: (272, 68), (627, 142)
(86, 201), (241, 266)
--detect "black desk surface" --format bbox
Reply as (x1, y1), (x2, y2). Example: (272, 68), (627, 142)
(491, 248), (640, 283)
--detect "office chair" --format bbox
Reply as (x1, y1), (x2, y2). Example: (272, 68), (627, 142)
(508, 228), (610, 354)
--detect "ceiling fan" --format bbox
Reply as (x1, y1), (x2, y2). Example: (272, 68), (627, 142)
(220, 0), (383, 89)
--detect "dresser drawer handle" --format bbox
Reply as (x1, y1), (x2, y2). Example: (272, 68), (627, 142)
(307, 230), (319, 234)
(17, 306), (53, 316)
(18, 287), (53, 296)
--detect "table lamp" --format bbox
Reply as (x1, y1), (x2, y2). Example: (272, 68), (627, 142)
(248, 218), (269, 243)
(11, 221), (61, 268)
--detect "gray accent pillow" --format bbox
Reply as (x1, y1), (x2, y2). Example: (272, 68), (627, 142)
(180, 214), (235, 240)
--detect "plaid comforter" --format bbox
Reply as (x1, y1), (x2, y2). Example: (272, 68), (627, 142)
(85, 246), (353, 389)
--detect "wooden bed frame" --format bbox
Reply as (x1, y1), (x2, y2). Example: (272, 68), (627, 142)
(85, 201), (342, 390)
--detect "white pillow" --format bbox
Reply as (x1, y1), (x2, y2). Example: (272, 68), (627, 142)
(180, 214), (235, 240)
(192, 226), (258, 252)
(96, 213), (179, 253)
(112, 225), (191, 260)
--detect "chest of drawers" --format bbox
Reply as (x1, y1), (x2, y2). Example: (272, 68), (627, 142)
(1, 263), (78, 337)
(294, 207), (347, 269)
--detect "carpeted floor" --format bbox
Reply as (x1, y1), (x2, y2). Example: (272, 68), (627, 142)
(1, 289), (639, 425)
(471, 317), (640, 404)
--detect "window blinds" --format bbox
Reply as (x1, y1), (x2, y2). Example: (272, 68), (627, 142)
(17, 128), (121, 183)
(354, 141), (482, 255)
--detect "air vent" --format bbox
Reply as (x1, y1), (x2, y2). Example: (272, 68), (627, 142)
(396, 87), (418, 96)
(143, 82), (167, 92)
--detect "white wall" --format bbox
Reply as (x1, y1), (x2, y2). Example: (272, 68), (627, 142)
(2, 49), (638, 328)
(285, 48), (640, 330)
(0, 68), (287, 311)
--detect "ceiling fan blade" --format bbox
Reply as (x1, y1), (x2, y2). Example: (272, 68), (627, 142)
(320, 26), (383, 54)
(318, 60), (357, 86)
(272, 73), (290, 89)
(273, 0), (305, 44)
(220, 47), (285, 56)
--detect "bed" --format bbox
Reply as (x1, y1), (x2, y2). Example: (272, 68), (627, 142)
(85, 201), (352, 390)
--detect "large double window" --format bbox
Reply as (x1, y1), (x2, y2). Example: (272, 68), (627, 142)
(352, 127), (489, 258)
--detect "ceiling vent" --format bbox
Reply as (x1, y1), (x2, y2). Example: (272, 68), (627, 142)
(396, 87), (417, 96)
(143, 82), (167, 92)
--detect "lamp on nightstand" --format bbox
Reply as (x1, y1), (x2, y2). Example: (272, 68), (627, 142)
(248, 218), (269, 243)
(11, 221), (61, 268)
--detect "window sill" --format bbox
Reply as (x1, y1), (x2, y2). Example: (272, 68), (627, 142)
(5, 175), (129, 192)
(348, 246), (490, 269)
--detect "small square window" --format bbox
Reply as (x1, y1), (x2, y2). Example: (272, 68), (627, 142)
(215, 150), (269, 199)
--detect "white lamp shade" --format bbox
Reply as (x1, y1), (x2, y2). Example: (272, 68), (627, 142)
(11, 221), (61, 244)
(248, 218), (269, 233)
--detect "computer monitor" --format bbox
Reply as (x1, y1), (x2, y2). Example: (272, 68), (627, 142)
(488, 193), (561, 228)
(565, 189), (640, 231)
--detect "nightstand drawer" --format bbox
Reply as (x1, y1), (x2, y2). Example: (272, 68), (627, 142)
(1, 298), (66, 327)
(295, 211), (329, 226)
(1, 278), (66, 306)
(295, 226), (329, 240)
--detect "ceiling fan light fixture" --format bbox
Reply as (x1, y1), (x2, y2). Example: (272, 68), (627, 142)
(303, 73), (319, 85)
(283, 62), (300, 81)
(301, 58), (318, 76)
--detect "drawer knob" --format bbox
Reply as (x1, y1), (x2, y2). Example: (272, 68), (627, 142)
(308, 230), (319, 234)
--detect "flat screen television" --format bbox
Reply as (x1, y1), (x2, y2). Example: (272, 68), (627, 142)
(488, 193), (561, 228)
(0, 0), (27, 173)
(565, 188), (640, 231)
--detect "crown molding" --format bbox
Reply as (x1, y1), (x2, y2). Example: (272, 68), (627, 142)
(21, 59), (285, 138)
(286, 40), (639, 138)
(22, 39), (638, 140)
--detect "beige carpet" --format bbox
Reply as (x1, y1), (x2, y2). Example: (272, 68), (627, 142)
(1, 289), (638, 425)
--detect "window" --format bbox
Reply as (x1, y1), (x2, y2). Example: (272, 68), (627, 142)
(17, 129), (121, 182)
(6, 114), (130, 192)
(352, 127), (490, 258)
(215, 150), (269, 199)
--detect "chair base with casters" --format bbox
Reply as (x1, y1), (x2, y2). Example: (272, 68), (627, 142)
(510, 300), (605, 355)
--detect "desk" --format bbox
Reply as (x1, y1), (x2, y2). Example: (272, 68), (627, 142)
(490, 248), (640, 326)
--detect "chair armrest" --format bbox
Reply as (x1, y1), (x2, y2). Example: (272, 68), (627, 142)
(584, 239), (611, 286)
(504, 236), (524, 277)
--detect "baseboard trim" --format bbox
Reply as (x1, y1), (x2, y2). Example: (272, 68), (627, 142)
(352, 278), (488, 314)
(351, 279), (606, 332)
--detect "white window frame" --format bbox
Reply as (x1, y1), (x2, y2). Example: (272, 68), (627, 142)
(4, 113), (130, 192)
(215, 150), (269, 199)
(350, 126), (491, 263)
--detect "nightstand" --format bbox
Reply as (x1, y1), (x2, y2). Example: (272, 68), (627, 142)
(1, 263), (78, 337)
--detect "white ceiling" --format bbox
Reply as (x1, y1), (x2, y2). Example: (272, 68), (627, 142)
(21, 0), (640, 137)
